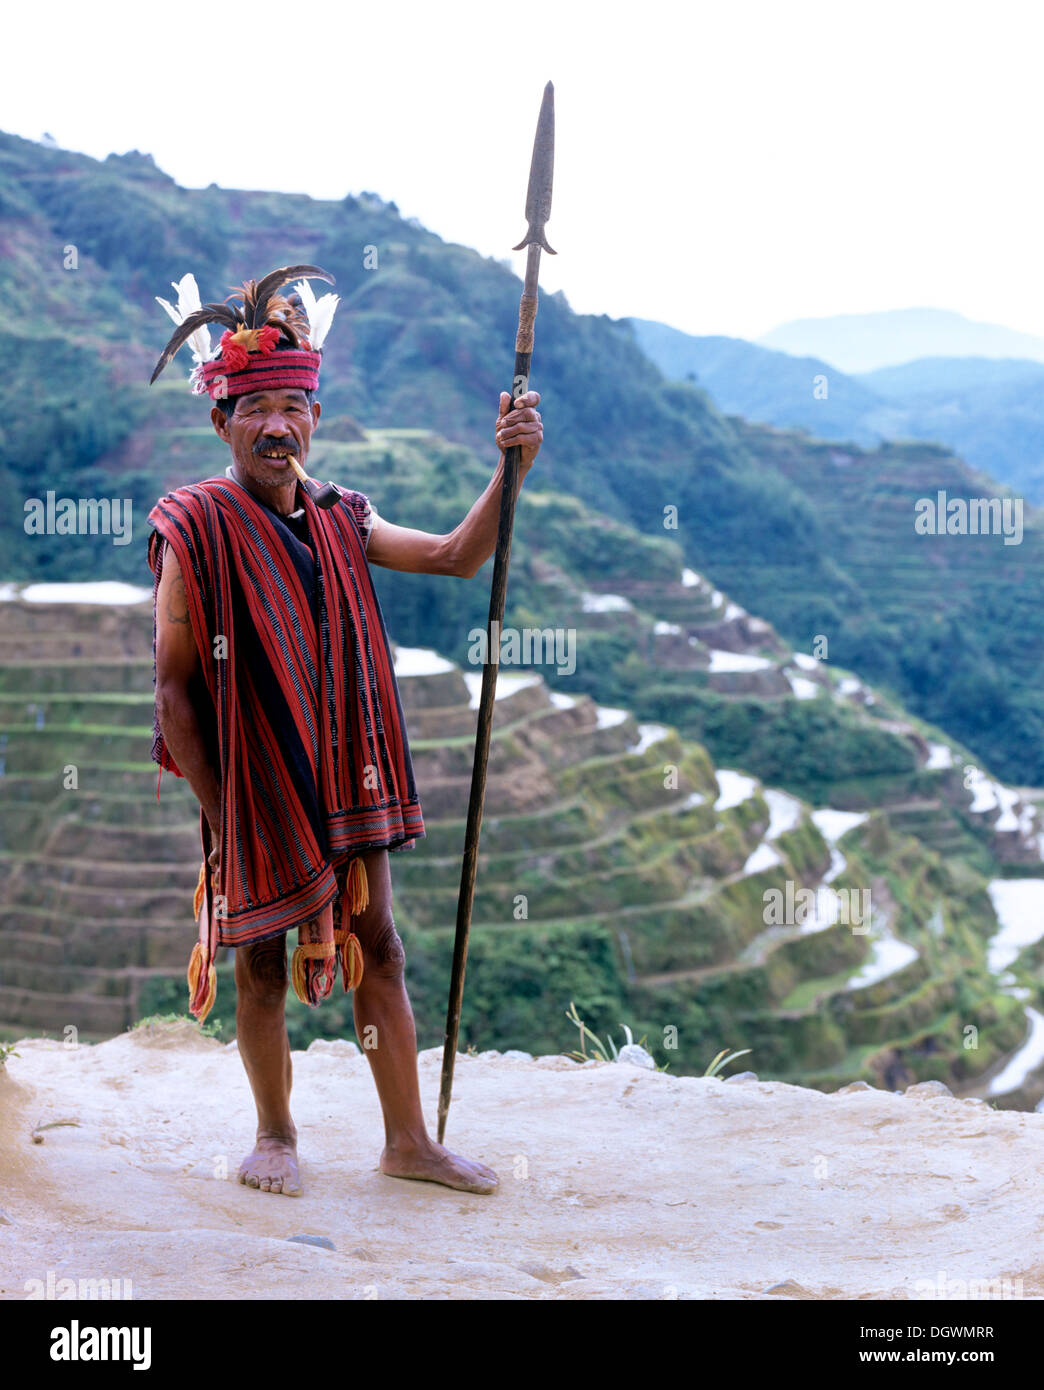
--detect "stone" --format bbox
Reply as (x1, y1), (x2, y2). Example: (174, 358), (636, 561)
(763, 1280), (816, 1298)
(905, 1080), (953, 1099)
(616, 1044), (657, 1070)
(287, 1234), (336, 1251)
(306, 1039), (360, 1057)
(836, 1080), (874, 1094)
(502, 1050), (534, 1061)
(725, 1071), (758, 1083)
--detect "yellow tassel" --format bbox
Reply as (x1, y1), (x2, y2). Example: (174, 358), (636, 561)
(334, 928), (365, 992)
(192, 862), (207, 921)
(187, 940), (205, 997)
(347, 857), (369, 916)
(290, 941), (337, 1006)
(197, 965), (218, 1024)
(290, 946), (309, 1005)
(345, 932), (364, 991)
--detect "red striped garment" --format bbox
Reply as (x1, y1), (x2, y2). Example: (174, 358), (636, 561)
(147, 472), (424, 964)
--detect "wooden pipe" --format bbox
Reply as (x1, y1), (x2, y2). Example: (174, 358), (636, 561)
(287, 454), (342, 510)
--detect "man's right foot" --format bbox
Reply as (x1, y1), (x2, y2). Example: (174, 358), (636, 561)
(238, 1135), (302, 1196)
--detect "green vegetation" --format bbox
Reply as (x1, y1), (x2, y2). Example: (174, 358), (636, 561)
(1, 130), (1040, 780)
(703, 1047), (752, 1078)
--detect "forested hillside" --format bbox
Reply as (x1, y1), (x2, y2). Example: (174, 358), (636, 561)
(1, 129), (1042, 784)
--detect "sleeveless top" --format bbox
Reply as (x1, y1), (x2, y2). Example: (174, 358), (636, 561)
(147, 467), (423, 952)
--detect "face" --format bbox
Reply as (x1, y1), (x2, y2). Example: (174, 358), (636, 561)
(211, 389), (322, 489)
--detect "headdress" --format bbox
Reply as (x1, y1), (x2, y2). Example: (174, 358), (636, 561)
(149, 264), (340, 401)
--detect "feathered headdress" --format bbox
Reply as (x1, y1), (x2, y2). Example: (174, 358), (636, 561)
(150, 264), (340, 400)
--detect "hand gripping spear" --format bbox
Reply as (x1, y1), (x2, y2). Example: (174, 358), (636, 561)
(436, 81), (556, 1144)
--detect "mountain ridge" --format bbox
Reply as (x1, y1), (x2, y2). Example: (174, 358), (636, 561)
(757, 306), (1044, 373)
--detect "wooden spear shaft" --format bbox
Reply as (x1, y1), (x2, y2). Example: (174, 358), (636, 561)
(437, 83), (555, 1144)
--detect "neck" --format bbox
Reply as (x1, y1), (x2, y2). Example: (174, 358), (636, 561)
(231, 461), (299, 516)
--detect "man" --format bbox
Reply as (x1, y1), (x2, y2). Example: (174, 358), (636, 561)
(147, 265), (542, 1196)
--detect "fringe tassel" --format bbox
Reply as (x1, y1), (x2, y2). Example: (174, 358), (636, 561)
(346, 856), (369, 915)
(290, 942), (337, 1007)
(187, 940), (204, 997)
(200, 964), (217, 1022)
(290, 946), (308, 1004)
(335, 930), (365, 991)
(334, 857), (367, 992)
(192, 861), (207, 922)
(186, 941), (217, 1024)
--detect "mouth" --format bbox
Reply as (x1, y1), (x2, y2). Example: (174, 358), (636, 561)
(257, 448), (297, 462)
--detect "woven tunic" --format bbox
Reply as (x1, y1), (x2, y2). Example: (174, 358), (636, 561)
(147, 469), (423, 952)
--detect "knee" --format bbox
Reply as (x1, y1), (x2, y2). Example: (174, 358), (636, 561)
(235, 936), (288, 1007)
(363, 914), (406, 981)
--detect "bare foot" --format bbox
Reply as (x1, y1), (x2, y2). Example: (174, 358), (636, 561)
(380, 1140), (499, 1194)
(238, 1134), (302, 1196)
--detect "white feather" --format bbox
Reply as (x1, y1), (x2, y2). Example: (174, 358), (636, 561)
(294, 277), (340, 351)
(155, 272), (214, 364)
(294, 278), (318, 321)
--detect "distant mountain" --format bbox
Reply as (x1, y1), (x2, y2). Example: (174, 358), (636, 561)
(631, 313), (1044, 504)
(628, 319), (883, 446)
(758, 308), (1044, 374)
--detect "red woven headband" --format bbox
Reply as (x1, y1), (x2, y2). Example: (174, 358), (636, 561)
(198, 347), (322, 401)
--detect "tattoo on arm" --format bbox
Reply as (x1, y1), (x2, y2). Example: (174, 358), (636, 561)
(166, 574), (190, 625)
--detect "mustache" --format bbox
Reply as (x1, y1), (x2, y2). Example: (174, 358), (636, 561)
(253, 437), (298, 457)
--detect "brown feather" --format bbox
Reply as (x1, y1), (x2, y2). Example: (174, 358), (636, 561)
(251, 264), (334, 328)
(263, 291), (310, 346)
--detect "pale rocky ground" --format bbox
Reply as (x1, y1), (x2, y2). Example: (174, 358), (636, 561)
(2, 1021), (1043, 1301)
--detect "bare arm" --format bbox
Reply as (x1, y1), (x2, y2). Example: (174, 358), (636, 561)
(154, 542), (222, 858)
(367, 390), (543, 578)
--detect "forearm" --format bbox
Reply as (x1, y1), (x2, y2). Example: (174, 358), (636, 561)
(156, 682), (222, 831)
(448, 454), (532, 579)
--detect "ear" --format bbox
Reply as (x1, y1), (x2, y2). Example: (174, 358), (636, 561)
(310, 399), (321, 432)
(211, 404), (232, 443)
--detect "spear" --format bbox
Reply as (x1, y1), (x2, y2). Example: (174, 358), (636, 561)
(437, 81), (556, 1144)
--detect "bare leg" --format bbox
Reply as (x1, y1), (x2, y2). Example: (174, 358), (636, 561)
(234, 934), (302, 1196)
(351, 849), (498, 1194)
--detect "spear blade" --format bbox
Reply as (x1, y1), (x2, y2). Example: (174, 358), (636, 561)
(512, 80), (556, 255)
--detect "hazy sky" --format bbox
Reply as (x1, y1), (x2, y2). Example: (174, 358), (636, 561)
(6, 0), (1044, 341)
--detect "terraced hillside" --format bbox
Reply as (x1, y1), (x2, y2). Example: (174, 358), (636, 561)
(2, 587), (1042, 1099)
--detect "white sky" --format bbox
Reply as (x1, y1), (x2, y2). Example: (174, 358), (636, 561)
(5, 0), (1044, 341)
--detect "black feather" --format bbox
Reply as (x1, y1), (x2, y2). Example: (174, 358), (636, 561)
(251, 264), (335, 328)
(149, 303), (240, 384)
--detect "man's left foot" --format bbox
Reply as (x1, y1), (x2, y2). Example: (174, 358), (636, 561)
(380, 1140), (498, 1194)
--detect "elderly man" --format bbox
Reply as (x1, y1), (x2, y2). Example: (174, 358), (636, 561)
(147, 265), (542, 1196)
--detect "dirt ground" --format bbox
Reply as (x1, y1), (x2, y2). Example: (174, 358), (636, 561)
(2, 1022), (1042, 1300)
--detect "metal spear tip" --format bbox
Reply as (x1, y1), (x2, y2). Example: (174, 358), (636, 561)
(512, 80), (556, 255)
